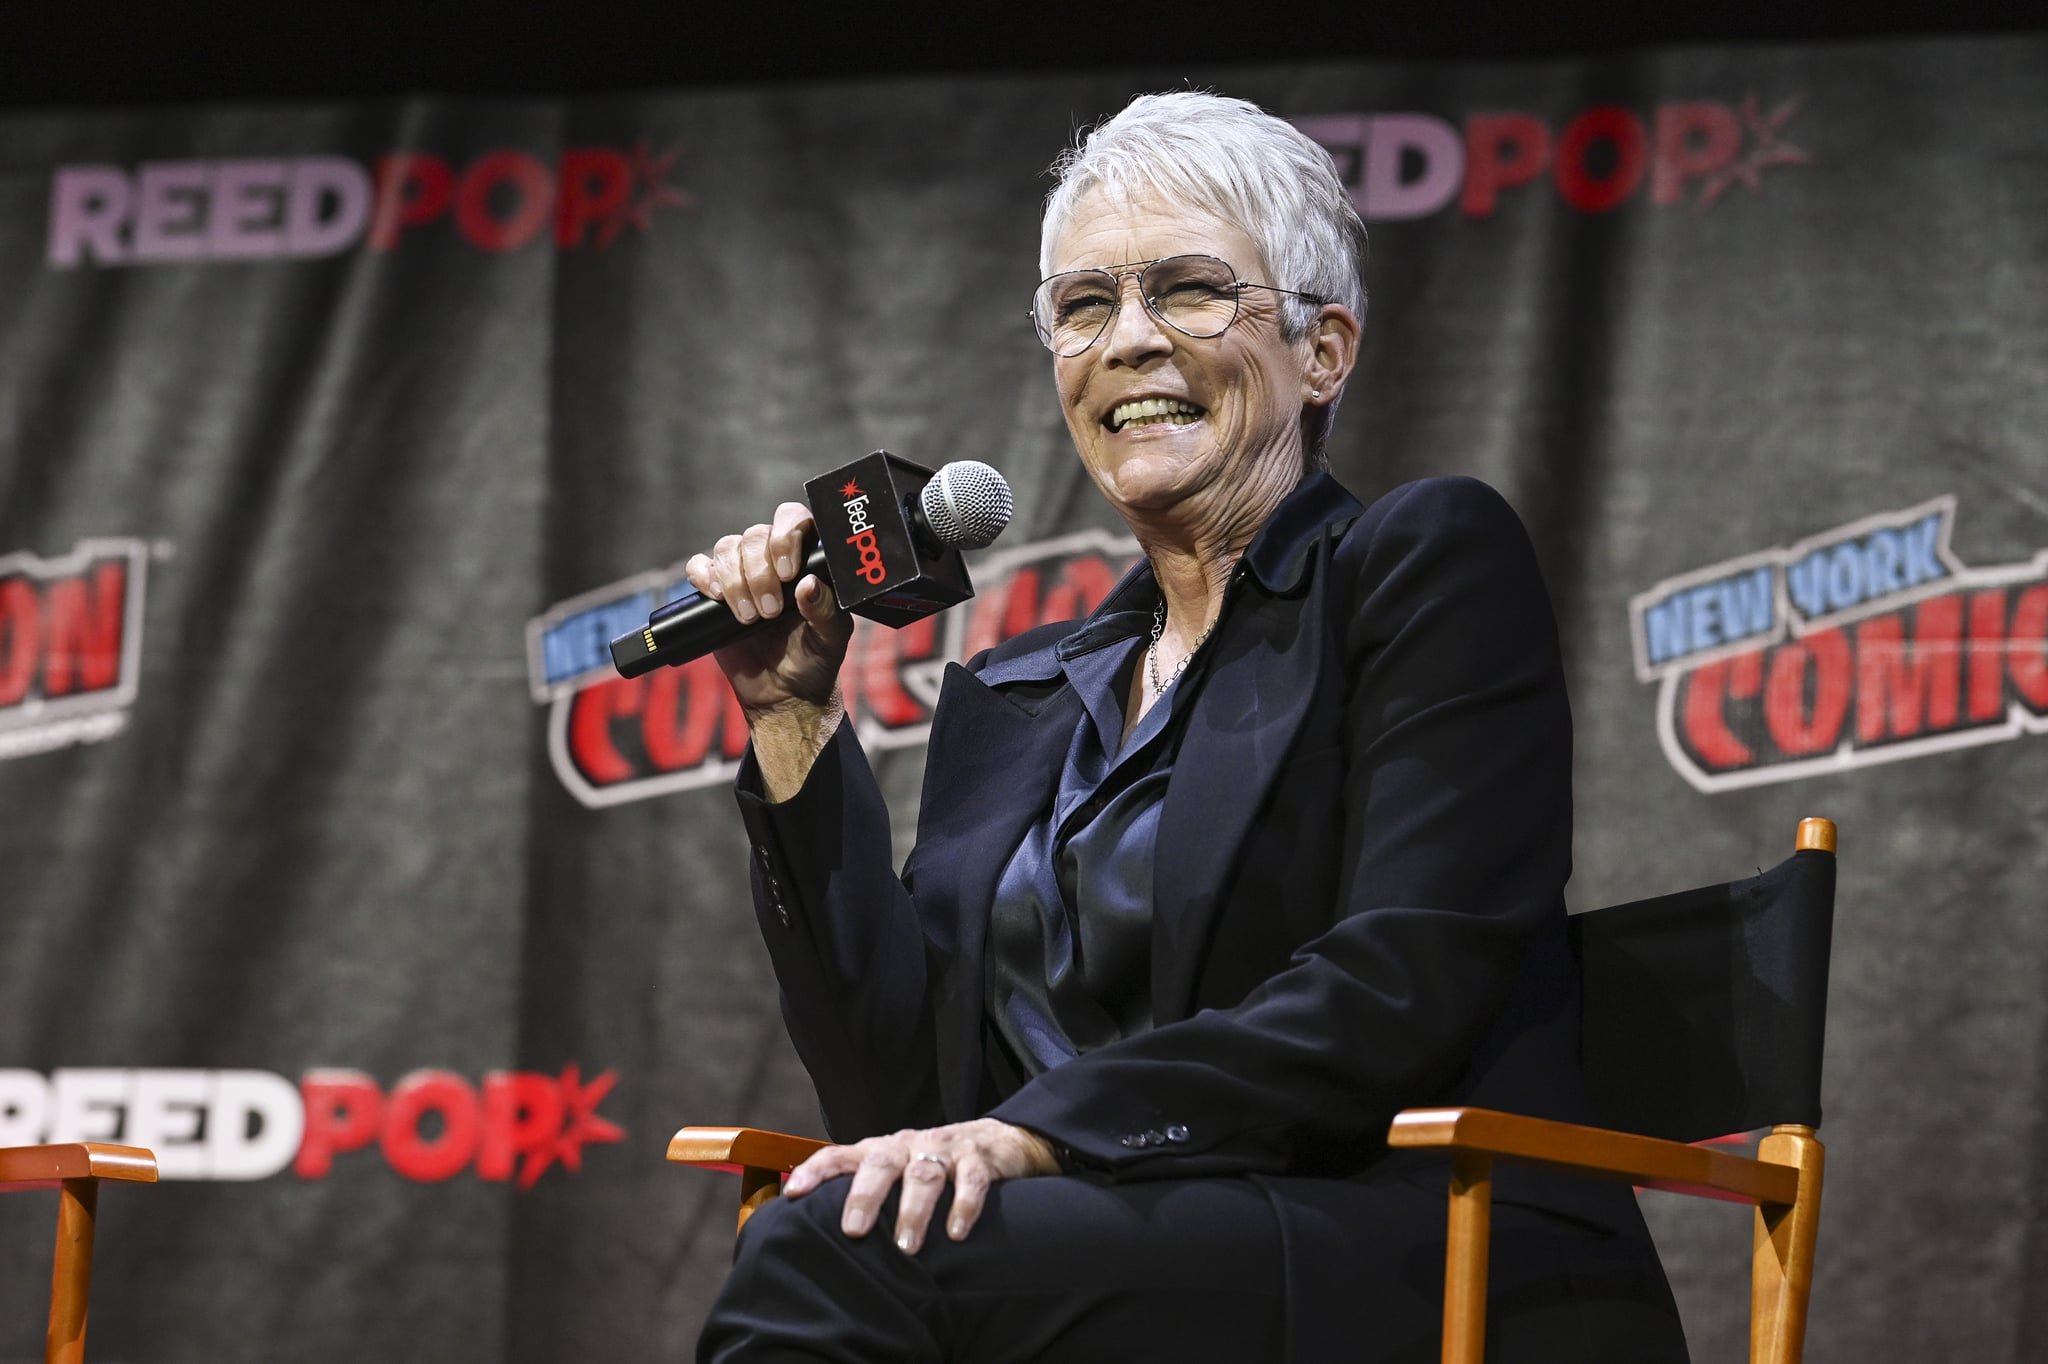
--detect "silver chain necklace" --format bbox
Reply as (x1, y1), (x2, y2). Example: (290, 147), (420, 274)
(1147, 601), (1218, 700)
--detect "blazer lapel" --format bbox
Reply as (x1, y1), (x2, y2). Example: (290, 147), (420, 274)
(1152, 579), (1327, 1019)
(914, 657), (1084, 1119)
(1149, 476), (1363, 1017)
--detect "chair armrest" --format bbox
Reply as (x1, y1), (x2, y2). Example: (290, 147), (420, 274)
(1388, 1107), (1798, 1207)
(670, 1127), (833, 1236)
(0, 1144), (159, 1190)
(667, 1127), (830, 1175)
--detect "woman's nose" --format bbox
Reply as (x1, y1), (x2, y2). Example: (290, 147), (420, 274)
(1100, 275), (1172, 365)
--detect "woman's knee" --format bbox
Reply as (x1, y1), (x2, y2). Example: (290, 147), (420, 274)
(706, 1176), (946, 1363)
(738, 1173), (860, 1253)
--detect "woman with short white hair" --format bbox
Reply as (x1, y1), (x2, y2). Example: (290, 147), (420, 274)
(690, 90), (1688, 1362)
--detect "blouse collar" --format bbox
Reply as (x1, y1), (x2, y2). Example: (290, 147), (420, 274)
(1053, 472), (1365, 662)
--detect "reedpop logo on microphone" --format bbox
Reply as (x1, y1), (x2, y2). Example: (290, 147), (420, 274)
(837, 479), (889, 585)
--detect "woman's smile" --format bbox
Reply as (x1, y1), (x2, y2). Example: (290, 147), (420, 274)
(1107, 396), (1205, 431)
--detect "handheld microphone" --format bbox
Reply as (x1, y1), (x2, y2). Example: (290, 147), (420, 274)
(609, 453), (1013, 679)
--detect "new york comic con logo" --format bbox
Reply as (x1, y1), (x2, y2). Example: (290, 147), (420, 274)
(1294, 92), (1803, 220)
(0, 539), (150, 760)
(46, 142), (688, 267)
(527, 531), (1142, 808)
(1630, 497), (2048, 792)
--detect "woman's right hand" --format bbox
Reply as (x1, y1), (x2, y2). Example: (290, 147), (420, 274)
(684, 501), (854, 723)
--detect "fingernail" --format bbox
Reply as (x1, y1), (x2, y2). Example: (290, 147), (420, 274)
(896, 1228), (918, 1254)
(947, 1217), (967, 1240)
(758, 593), (780, 618)
(733, 597), (756, 623)
(776, 556), (794, 578)
(843, 1209), (868, 1235)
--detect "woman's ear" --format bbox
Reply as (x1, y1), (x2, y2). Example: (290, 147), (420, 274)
(1303, 303), (1362, 404)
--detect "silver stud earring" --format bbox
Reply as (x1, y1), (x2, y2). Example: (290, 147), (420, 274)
(1311, 388), (1322, 399)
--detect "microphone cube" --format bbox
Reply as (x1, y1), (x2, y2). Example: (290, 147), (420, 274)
(806, 451), (975, 627)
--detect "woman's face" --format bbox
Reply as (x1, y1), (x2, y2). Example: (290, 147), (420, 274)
(1047, 187), (1317, 520)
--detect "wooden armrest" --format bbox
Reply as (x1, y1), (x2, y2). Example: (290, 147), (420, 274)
(669, 1127), (832, 1235)
(0, 1144), (159, 1190)
(667, 1126), (830, 1174)
(1388, 1107), (1799, 1207)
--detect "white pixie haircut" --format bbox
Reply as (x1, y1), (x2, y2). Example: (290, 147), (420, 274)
(1039, 91), (1369, 342)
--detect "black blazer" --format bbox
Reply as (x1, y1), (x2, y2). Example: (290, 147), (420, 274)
(737, 473), (1619, 1220)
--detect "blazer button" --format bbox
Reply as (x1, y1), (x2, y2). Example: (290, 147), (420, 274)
(1165, 1124), (1189, 1143)
(1120, 1134), (1142, 1149)
(1143, 1129), (1165, 1146)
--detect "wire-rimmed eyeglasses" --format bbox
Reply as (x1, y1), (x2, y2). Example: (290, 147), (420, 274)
(1028, 254), (1327, 357)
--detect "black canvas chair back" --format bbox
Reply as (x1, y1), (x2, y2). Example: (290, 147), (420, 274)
(1571, 843), (1837, 1144)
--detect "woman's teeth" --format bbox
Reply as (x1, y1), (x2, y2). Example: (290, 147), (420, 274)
(1112, 398), (1203, 431)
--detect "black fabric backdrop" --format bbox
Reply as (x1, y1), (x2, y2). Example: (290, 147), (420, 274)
(1, 36), (2045, 1363)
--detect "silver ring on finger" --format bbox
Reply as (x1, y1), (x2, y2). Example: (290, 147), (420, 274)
(908, 1150), (952, 1179)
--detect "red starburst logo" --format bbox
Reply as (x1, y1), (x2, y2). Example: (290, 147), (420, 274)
(1698, 94), (1808, 209)
(591, 140), (694, 250)
(840, 479), (862, 500)
(515, 1065), (626, 1189)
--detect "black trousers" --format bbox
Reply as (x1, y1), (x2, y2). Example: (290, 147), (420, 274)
(696, 1172), (1689, 1363)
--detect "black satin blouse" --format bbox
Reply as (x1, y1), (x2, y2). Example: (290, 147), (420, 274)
(982, 599), (1208, 1091)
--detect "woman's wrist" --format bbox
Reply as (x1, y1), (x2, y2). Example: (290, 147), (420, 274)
(1005, 1124), (1062, 1177)
(747, 691), (846, 802)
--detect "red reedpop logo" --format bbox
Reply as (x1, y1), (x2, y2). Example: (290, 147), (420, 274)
(0, 1066), (624, 1186)
(1296, 92), (1806, 221)
(840, 479), (888, 585)
(298, 1067), (624, 1188)
(47, 142), (689, 267)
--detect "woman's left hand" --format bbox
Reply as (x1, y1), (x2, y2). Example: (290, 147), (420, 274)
(783, 1118), (1060, 1253)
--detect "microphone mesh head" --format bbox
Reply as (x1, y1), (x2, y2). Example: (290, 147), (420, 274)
(920, 461), (1014, 550)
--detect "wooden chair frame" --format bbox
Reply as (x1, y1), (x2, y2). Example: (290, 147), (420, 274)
(670, 818), (1836, 1364)
(1389, 1110), (1823, 1364)
(0, 1142), (158, 1364)
(1390, 815), (1836, 1364)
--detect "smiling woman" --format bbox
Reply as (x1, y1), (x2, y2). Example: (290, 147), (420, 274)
(685, 91), (1689, 1363)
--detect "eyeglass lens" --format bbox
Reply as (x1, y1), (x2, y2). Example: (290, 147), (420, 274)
(1031, 255), (1243, 355)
